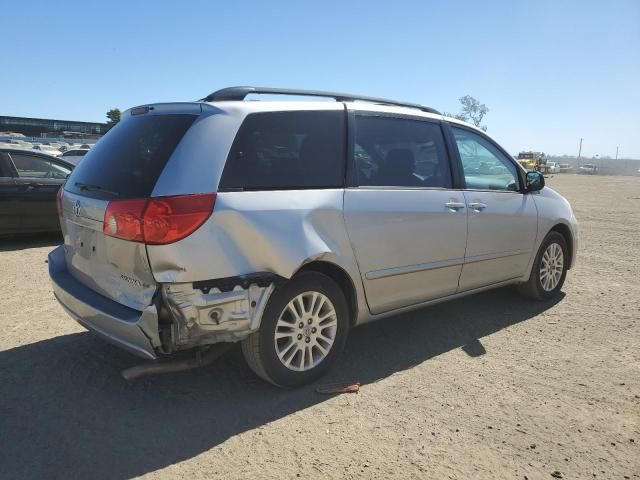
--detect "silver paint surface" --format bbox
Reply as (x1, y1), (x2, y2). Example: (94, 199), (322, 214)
(343, 187), (467, 314)
(531, 186), (579, 269)
(458, 190), (538, 291)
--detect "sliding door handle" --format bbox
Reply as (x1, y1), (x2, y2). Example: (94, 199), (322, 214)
(469, 202), (487, 211)
(445, 201), (466, 211)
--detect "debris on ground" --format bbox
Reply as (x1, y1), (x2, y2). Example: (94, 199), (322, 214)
(316, 382), (361, 395)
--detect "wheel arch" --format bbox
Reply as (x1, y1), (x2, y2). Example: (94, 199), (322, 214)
(549, 223), (574, 269)
(296, 261), (359, 327)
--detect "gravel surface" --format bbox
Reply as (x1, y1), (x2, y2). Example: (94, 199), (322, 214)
(1, 174), (638, 479)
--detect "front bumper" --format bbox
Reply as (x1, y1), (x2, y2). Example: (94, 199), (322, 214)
(48, 245), (160, 359)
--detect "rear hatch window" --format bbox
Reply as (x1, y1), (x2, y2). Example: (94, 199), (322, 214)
(65, 113), (197, 199)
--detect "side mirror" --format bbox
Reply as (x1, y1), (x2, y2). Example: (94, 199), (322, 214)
(525, 171), (545, 192)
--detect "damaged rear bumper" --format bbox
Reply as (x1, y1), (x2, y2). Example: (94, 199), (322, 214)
(49, 245), (161, 360)
(49, 245), (278, 358)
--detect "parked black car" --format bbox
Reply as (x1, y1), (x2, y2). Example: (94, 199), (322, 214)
(0, 148), (73, 235)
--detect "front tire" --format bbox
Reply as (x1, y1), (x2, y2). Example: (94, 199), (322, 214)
(518, 231), (569, 300)
(241, 272), (349, 387)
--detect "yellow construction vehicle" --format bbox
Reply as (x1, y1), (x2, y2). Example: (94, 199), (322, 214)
(517, 151), (547, 172)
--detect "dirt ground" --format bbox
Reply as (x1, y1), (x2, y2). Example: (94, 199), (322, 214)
(0, 174), (638, 480)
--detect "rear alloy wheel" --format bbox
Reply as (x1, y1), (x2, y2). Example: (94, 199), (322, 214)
(242, 272), (349, 387)
(274, 291), (338, 372)
(518, 231), (569, 300)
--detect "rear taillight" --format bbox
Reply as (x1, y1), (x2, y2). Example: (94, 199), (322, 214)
(103, 193), (216, 245)
(103, 198), (148, 242)
(142, 194), (217, 244)
(56, 187), (64, 219)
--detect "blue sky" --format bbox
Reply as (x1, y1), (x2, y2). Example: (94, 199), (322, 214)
(1, 0), (638, 158)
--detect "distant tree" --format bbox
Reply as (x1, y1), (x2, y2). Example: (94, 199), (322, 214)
(442, 111), (468, 122)
(106, 108), (121, 124)
(444, 95), (489, 131)
(459, 95), (489, 131)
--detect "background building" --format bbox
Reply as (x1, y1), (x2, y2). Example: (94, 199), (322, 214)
(0, 115), (110, 139)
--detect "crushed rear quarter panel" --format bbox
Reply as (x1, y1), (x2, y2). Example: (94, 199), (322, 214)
(146, 189), (368, 321)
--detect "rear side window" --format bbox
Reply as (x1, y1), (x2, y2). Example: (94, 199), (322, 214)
(354, 115), (452, 188)
(219, 111), (345, 190)
(10, 153), (71, 179)
(0, 152), (16, 177)
(65, 114), (196, 199)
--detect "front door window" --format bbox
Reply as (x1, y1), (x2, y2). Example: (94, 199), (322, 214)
(452, 127), (519, 191)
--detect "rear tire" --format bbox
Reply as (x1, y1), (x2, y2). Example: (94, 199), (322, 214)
(241, 271), (349, 387)
(518, 231), (569, 300)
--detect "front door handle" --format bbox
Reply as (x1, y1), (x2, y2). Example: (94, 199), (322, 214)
(445, 201), (466, 211)
(469, 202), (487, 211)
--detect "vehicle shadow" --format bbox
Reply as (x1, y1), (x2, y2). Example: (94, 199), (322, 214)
(0, 288), (563, 479)
(0, 232), (61, 252)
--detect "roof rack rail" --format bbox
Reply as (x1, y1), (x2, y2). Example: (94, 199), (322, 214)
(200, 86), (440, 115)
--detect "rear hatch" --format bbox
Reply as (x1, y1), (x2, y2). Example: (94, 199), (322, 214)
(59, 107), (200, 311)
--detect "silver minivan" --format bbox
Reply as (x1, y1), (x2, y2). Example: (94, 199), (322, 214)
(49, 87), (578, 387)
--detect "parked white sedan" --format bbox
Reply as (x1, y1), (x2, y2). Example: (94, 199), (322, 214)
(547, 162), (561, 174)
(60, 148), (89, 165)
(32, 144), (62, 157)
(579, 164), (597, 175)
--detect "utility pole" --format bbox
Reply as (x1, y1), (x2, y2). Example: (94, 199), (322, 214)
(615, 146), (619, 160)
(577, 138), (583, 167)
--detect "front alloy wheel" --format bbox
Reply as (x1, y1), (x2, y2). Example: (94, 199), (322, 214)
(518, 231), (569, 300)
(539, 242), (564, 292)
